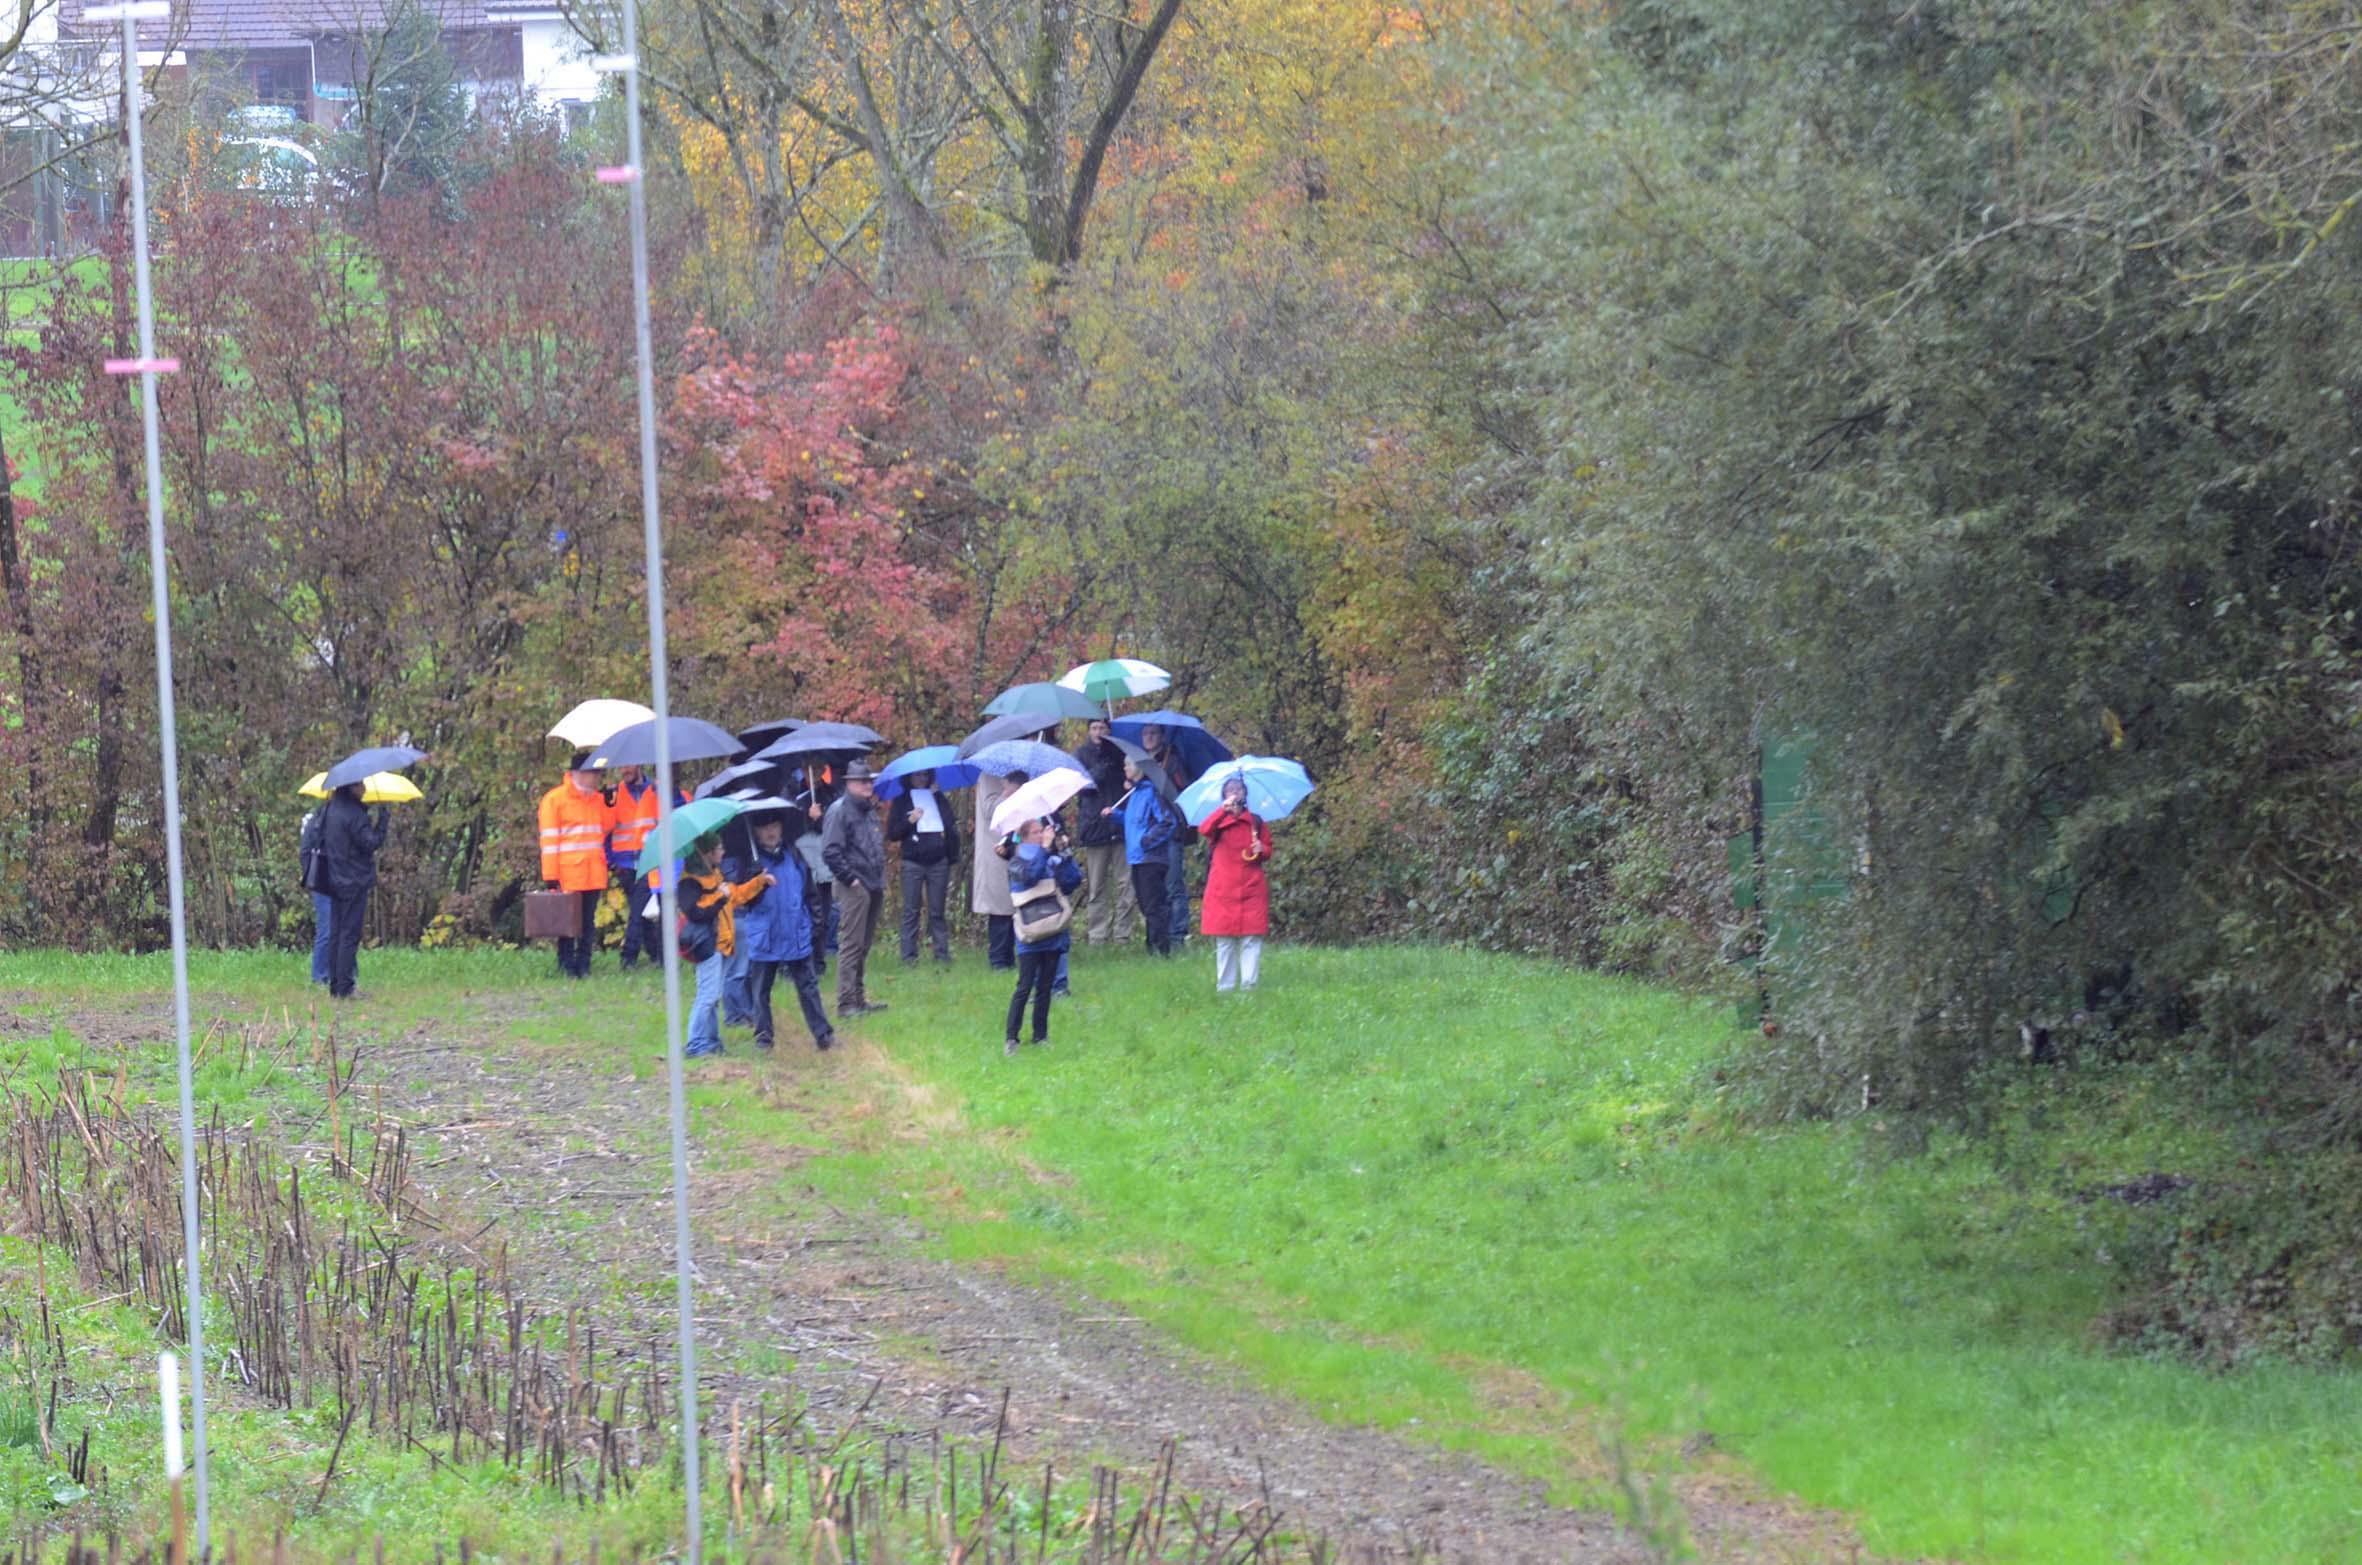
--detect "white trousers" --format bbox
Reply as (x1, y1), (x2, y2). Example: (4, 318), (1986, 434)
(1214, 936), (1263, 992)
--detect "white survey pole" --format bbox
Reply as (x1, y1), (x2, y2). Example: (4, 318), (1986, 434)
(596, 18), (702, 1558)
(92, 1), (208, 1550)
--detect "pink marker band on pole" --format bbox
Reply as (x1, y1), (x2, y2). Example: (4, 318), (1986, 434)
(596, 166), (639, 184)
(104, 357), (181, 374)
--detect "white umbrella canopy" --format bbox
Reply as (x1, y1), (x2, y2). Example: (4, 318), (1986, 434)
(990, 768), (1091, 835)
(549, 698), (656, 749)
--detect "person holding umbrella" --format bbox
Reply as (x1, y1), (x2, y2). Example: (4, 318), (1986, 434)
(972, 769), (1023, 970)
(1112, 756), (1180, 956)
(539, 749), (614, 980)
(726, 805), (835, 1053)
(1002, 815), (1083, 1057)
(679, 828), (773, 1058)
(1073, 718), (1135, 946)
(1141, 724), (1195, 951)
(1199, 775), (1275, 992)
(886, 768), (960, 965)
(321, 783), (388, 999)
(821, 760), (889, 1017)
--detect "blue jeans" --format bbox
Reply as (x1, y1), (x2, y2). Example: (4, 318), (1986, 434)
(1054, 948), (1070, 992)
(686, 953), (725, 1056)
(311, 891), (334, 984)
(724, 943), (754, 1026)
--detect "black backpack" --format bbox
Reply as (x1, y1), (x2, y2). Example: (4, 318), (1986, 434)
(300, 809), (330, 894)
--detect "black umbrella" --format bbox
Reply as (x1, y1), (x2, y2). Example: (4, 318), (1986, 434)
(694, 759), (780, 800)
(794, 720), (885, 748)
(1103, 735), (1177, 806)
(754, 726), (876, 764)
(955, 711), (1059, 758)
(323, 744), (426, 791)
(590, 717), (743, 770)
(737, 717), (807, 751)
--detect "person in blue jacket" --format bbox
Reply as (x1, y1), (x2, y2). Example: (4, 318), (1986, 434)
(1004, 815), (1083, 1057)
(726, 810), (836, 1053)
(1109, 757), (1178, 956)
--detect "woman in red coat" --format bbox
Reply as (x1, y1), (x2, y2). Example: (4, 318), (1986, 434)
(1198, 776), (1272, 992)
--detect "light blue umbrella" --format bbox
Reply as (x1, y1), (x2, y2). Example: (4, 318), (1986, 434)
(1177, 756), (1314, 826)
(874, 744), (982, 800)
(967, 739), (1089, 779)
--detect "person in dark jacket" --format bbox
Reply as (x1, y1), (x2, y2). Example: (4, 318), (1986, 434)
(886, 769), (960, 965)
(1003, 816), (1083, 1056)
(725, 813), (834, 1052)
(1110, 757), (1178, 956)
(300, 806), (333, 984)
(1141, 724), (1195, 949)
(821, 760), (889, 1017)
(1072, 720), (1135, 945)
(321, 784), (388, 999)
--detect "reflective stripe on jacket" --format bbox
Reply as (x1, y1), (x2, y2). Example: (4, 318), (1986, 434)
(539, 783), (613, 892)
(609, 778), (662, 864)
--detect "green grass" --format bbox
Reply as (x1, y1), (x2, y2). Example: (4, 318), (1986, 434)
(11, 942), (2362, 1561)
(705, 944), (2362, 1565)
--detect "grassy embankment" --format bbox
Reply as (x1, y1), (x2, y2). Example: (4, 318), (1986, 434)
(5, 944), (2361, 1561)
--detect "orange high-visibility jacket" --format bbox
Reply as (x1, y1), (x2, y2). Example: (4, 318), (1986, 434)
(538, 782), (613, 893)
(609, 778), (662, 860)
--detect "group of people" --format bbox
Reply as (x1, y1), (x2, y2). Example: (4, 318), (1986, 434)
(303, 715), (1277, 1058)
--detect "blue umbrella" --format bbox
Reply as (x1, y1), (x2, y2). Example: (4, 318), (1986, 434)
(1177, 756), (1315, 826)
(323, 744), (426, 791)
(591, 717), (742, 770)
(874, 744), (982, 800)
(1111, 712), (1233, 783)
(966, 740), (1089, 779)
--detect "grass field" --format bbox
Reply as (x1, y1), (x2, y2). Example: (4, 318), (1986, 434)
(6, 942), (2362, 1561)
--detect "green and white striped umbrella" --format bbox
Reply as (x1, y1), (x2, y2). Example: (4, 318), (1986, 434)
(1057, 657), (1170, 707)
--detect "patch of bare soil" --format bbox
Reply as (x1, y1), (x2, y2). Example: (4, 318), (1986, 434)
(21, 983), (1878, 1563)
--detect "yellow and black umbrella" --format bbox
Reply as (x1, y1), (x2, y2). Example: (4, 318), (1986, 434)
(298, 771), (423, 804)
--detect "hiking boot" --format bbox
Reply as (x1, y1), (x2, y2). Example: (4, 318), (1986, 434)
(1004, 1037), (1021, 1058)
(815, 1034), (835, 1052)
(859, 1000), (888, 1015)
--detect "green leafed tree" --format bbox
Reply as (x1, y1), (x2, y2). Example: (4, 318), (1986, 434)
(1459, 0), (2362, 1344)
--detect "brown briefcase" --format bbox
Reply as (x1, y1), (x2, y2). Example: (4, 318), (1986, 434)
(523, 890), (582, 940)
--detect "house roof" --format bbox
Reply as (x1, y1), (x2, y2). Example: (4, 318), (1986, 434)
(61, 0), (500, 51)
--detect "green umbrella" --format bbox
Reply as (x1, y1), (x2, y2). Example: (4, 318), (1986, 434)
(984, 681), (1105, 720)
(666, 795), (746, 848)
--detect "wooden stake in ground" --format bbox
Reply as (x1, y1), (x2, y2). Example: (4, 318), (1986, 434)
(160, 1351), (186, 1565)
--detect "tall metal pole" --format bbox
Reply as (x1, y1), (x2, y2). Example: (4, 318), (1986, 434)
(596, 11), (702, 1555)
(91, 0), (207, 1549)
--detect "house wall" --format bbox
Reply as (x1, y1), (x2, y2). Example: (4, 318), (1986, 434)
(518, 17), (595, 108)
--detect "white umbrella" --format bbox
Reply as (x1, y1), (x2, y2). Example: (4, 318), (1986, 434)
(1056, 658), (1170, 706)
(549, 698), (655, 749)
(990, 768), (1091, 835)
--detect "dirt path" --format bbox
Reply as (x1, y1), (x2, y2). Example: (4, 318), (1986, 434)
(17, 985), (1863, 1563)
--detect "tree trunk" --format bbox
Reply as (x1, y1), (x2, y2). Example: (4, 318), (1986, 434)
(0, 411), (45, 925)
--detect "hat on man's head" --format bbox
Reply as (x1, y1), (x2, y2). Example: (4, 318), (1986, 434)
(568, 748), (597, 772)
(842, 760), (878, 782)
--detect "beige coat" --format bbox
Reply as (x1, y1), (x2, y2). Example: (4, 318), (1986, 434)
(970, 774), (1017, 916)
